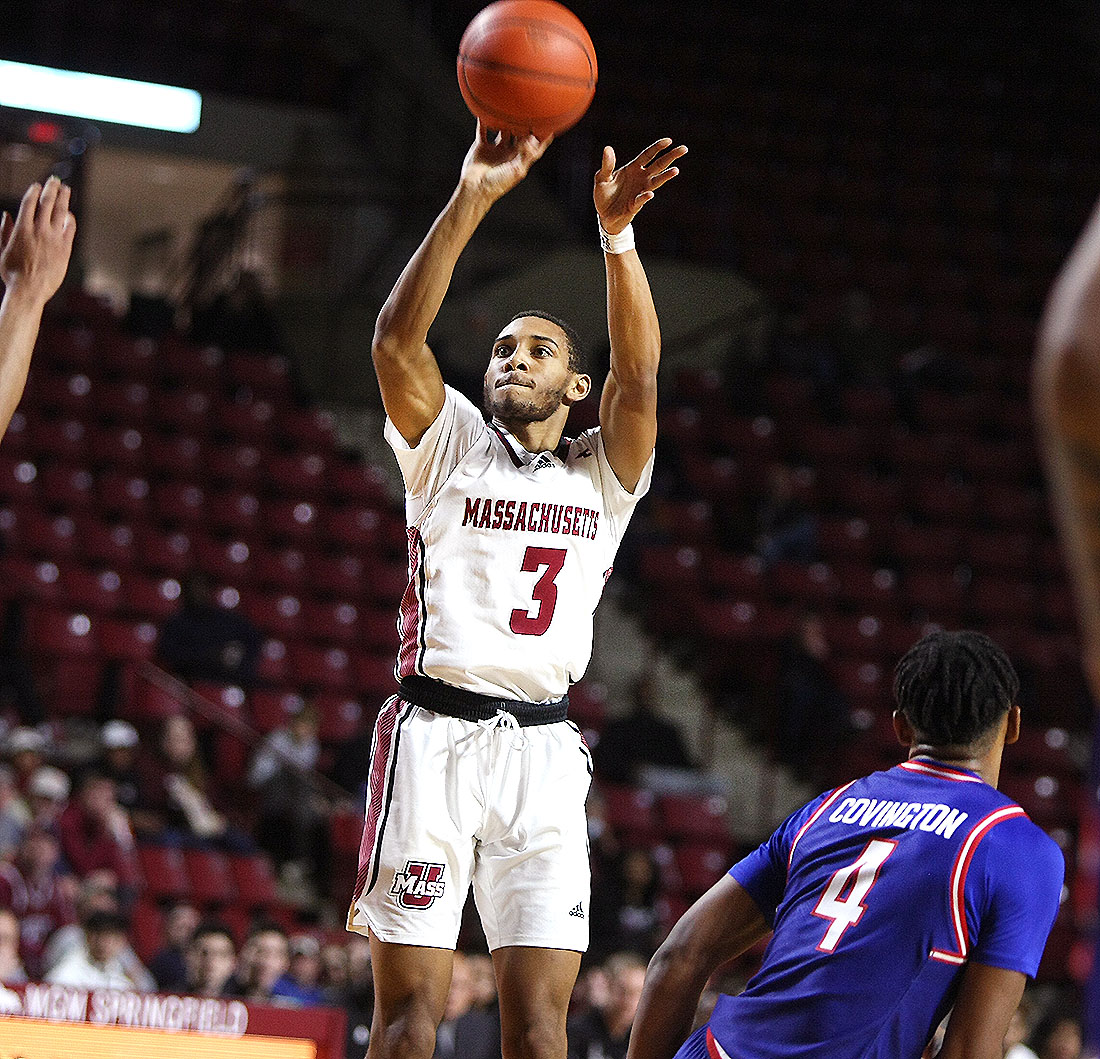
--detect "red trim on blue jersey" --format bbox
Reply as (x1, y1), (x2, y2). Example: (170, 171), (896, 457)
(788, 781), (857, 873)
(898, 759), (984, 784)
(706, 1027), (732, 1059)
(929, 804), (1028, 964)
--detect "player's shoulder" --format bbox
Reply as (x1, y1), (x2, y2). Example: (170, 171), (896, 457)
(976, 804), (1065, 885)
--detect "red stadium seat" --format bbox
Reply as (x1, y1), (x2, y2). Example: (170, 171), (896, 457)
(207, 489), (263, 536)
(98, 618), (159, 662)
(87, 425), (148, 470)
(282, 409), (339, 451)
(315, 692), (369, 744)
(225, 353), (294, 397)
(261, 499), (318, 543)
(183, 849), (238, 907)
(62, 566), (125, 614)
(311, 553), (368, 599)
(252, 548), (310, 593)
(0, 455), (40, 505)
(18, 510), (80, 559)
(287, 643), (352, 691)
(657, 792), (732, 843)
(206, 443), (265, 488)
(599, 783), (658, 842)
(95, 472), (151, 520)
(120, 573), (183, 621)
(137, 844), (191, 901)
(39, 465), (96, 511)
(299, 598), (361, 646)
(152, 389), (215, 434)
(674, 842), (734, 896)
(249, 688), (306, 734)
(350, 652), (397, 697)
(129, 900), (163, 963)
(78, 520), (137, 568)
(0, 557), (65, 603)
(25, 417), (88, 462)
(319, 506), (386, 550)
(265, 452), (328, 499)
(96, 380), (152, 424)
(240, 592), (303, 639)
(327, 457), (390, 505)
(152, 481), (207, 526)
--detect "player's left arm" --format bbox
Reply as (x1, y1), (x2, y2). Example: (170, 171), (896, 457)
(594, 138), (687, 493)
(1034, 190), (1100, 701)
(0, 177), (76, 440)
(935, 962), (1027, 1059)
(625, 874), (769, 1059)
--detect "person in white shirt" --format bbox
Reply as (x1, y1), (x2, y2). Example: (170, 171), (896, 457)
(45, 909), (152, 991)
(347, 123), (685, 1059)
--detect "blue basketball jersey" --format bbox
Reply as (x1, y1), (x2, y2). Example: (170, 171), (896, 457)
(703, 758), (1064, 1059)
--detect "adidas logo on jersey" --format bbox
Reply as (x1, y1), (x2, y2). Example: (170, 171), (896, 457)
(569, 903), (585, 919)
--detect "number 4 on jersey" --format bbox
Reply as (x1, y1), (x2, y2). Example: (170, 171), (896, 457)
(811, 838), (897, 952)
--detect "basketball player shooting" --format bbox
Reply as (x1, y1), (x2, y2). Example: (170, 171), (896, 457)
(0, 176), (76, 440)
(347, 122), (686, 1059)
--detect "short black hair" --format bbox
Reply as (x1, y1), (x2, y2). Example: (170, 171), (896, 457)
(190, 919), (236, 950)
(84, 909), (129, 935)
(507, 309), (586, 374)
(893, 630), (1019, 747)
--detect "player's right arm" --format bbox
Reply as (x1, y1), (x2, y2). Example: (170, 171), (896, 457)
(372, 122), (551, 446)
(0, 177), (76, 440)
(1035, 191), (1100, 700)
(625, 875), (770, 1059)
(935, 962), (1028, 1059)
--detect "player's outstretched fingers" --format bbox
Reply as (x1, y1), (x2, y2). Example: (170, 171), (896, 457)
(15, 183), (40, 232)
(0, 212), (12, 251)
(36, 176), (60, 232)
(52, 182), (72, 228)
(634, 137), (674, 169)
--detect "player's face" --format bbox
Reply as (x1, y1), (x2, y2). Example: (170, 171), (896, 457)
(483, 317), (579, 422)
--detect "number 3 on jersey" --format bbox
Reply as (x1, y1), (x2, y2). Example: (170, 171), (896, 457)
(510, 547), (567, 636)
(811, 838), (897, 952)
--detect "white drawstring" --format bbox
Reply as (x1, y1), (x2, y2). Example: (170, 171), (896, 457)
(477, 709), (529, 751)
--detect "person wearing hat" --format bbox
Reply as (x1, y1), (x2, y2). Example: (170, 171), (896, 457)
(25, 764), (70, 832)
(4, 727), (47, 795)
(98, 720), (142, 818)
(0, 764), (30, 859)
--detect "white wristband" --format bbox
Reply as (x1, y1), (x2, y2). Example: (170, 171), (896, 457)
(599, 222), (635, 254)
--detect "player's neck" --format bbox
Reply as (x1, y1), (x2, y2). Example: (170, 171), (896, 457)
(494, 414), (566, 454)
(908, 746), (1002, 787)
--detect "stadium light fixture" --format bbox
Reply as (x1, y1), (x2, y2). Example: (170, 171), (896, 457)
(0, 60), (201, 133)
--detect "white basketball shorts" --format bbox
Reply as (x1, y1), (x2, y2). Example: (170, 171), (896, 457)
(347, 696), (593, 952)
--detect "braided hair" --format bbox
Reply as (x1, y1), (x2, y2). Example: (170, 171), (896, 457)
(892, 630), (1019, 747)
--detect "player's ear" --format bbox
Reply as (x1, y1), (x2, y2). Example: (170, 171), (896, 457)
(564, 372), (591, 404)
(1004, 704), (1021, 745)
(892, 710), (914, 747)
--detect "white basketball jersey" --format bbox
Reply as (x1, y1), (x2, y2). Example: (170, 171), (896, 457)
(384, 386), (652, 703)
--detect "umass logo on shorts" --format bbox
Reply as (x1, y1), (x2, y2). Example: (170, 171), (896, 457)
(390, 860), (447, 908)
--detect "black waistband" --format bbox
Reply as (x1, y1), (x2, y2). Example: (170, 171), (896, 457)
(398, 675), (569, 726)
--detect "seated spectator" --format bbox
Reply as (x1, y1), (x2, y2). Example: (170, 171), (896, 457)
(753, 462), (819, 566)
(98, 720), (142, 815)
(57, 769), (140, 895)
(229, 923), (308, 1007)
(156, 572), (262, 688)
(590, 847), (663, 961)
(0, 908), (26, 985)
(45, 909), (152, 990)
(40, 872), (155, 989)
(318, 939), (349, 1001)
(136, 714), (251, 851)
(0, 764), (30, 858)
(5, 727), (47, 795)
(341, 935), (375, 1058)
(282, 934), (326, 1006)
(1030, 1009), (1085, 1059)
(0, 827), (76, 978)
(146, 900), (200, 991)
(25, 765), (70, 834)
(775, 611), (850, 784)
(432, 950), (500, 1059)
(183, 920), (239, 998)
(247, 702), (327, 897)
(593, 675), (694, 785)
(1005, 990), (1040, 1058)
(567, 951), (648, 1059)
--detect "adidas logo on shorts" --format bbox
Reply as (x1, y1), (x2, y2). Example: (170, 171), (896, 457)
(569, 903), (585, 919)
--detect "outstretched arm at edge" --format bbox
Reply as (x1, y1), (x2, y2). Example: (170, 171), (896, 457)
(625, 874), (769, 1059)
(0, 177), (76, 440)
(1034, 192), (1100, 701)
(594, 139), (686, 492)
(372, 124), (550, 446)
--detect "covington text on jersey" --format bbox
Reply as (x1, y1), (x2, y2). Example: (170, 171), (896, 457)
(827, 797), (969, 838)
(461, 497), (600, 539)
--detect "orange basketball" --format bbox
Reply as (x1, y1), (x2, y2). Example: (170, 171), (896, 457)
(457, 0), (597, 139)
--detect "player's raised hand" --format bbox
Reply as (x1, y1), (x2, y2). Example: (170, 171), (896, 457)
(594, 138), (687, 236)
(0, 176), (76, 305)
(460, 119), (553, 204)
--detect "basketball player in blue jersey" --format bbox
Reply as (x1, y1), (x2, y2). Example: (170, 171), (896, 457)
(626, 630), (1063, 1059)
(351, 122), (686, 1059)
(0, 177), (76, 439)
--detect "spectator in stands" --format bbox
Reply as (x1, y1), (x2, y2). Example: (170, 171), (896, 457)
(774, 610), (850, 783)
(45, 908), (152, 990)
(0, 826), (76, 978)
(341, 935), (375, 1057)
(752, 462), (819, 567)
(5, 726), (48, 795)
(230, 923), (315, 1007)
(0, 908), (26, 985)
(0, 175), (77, 442)
(592, 674), (694, 785)
(432, 950), (500, 1059)
(183, 920), (239, 998)
(136, 714), (250, 851)
(0, 764), (29, 858)
(146, 900), (200, 991)
(1030, 1009), (1086, 1059)
(25, 764), (70, 834)
(591, 847), (664, 961)
(466, 952), (498, 1013)
(284, 933), (326, 1005)
(56, 768), (140, 896)
(40, 872), (155, 989)
(246, 701), (327, 898)
(156, 572), (263, 689)
(1005, 991), (1040, 1059)
(318, 939), (349, 1003)
(567, 951), (648, 1059)
(97, 720), (142, 815)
